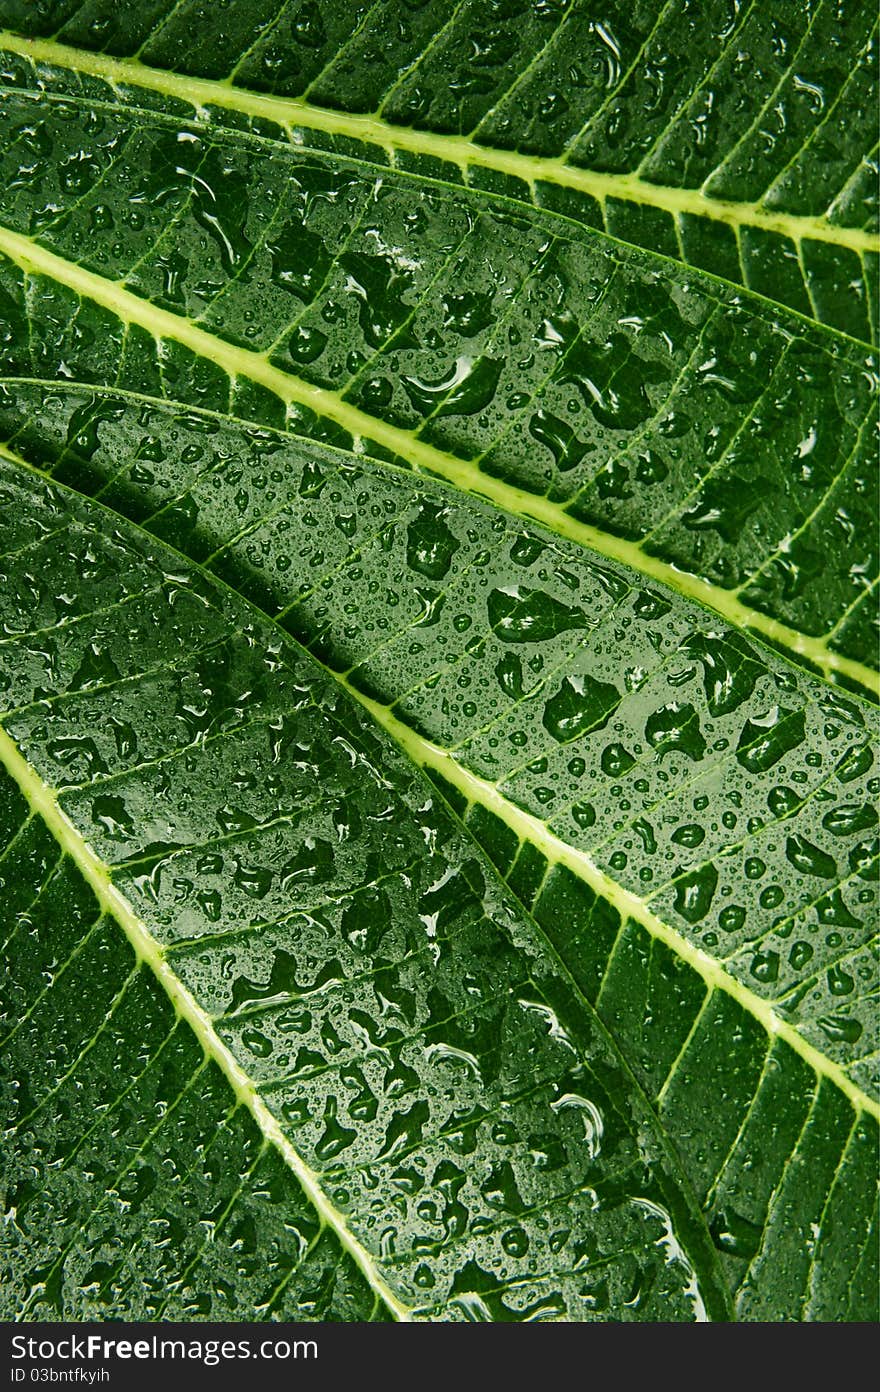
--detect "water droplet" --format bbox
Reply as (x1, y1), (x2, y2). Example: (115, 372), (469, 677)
(710, 1209), (761, 1259)
(442, 289), (494, 336)
(789, 941), (813, 970)
(500, 1226), (529, 1257)
(849, 836), (878, 881)
(59, 150), (101, 196)
(529, 408), (593, 472)
(601, 742), (635, 776)
(736, 706), (806, 772)
(241, 1026), (273, 1058)
(216, 805), (259, 835)
(488, 586), (590, 643)
(406, 503), (460, 579)
(682, 472), (769, 541)
(314, 1096), (356, 1161)
(509, 535), (545, 567)
(285, 323), (328, 364)
(91, 795), (134, 841)
(46, 736), (109, 780)
(341, 248), (417, 349)
(827, 964), (854, 996)
(750, 950), (779, 983)
(672, 863), (718, 924)
(542, 673), (620, 743)
(562, 332), (663, 429)
(785, 834), (836, 878)
(550, 1092), (603, 1159)
(818, 1014), (862, 1044)
(269, 223), (330, 302)
(823, 803), (877, 837)
(681, 632), (764, 715)
(836, 742), (873, 784)
(402, 355), (502, 418)
(480, 1161), (524, 1213)
(719, 904), (746, 933)
(424, 1041), (481, 1077)
(672, 823), (705, 848)
(69, 642), (122, 691)
(645, 702), (705, 760)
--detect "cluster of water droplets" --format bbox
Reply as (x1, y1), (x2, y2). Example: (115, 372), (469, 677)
(2, 375), (875, 1089)
(0, 50), (875, 662)
(0, 466), (723, 1318)
(0, 9), (876, 1318)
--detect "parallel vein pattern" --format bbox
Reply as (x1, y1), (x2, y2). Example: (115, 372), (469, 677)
(2, 467), (742, 1322)
(0, 720), (411, 1321)
(6, 387), (877, 1092)
(0, 0), (877, 340)
(1, 466), (877, 1320)
(0, 0), (877, 1324)
(0, 195), (876, 688)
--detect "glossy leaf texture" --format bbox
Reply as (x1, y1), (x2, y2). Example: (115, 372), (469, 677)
(0, 1), (877, 1323)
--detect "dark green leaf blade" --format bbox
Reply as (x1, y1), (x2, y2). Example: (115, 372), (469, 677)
(0, 0), (875, 338)
(1, 463), (740, 1322)
(0, 1), (876, 1324)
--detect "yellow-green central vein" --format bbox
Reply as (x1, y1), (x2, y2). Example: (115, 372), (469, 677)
(0, 722), (412, 1321)
(0, 222), (875, 697)
(1, 30), (878, 258)
(338, 679), (878, 1123)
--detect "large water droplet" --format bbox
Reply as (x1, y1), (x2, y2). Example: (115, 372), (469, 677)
(736, 706), (806, 772)
(785, 834), (836, 878)
(402, 355), (503, 418)
(672, 863), (719, 923)
(542, 673), (620, 743)
(550, 1092), (604, 1159)
(645, 702), (705, 760)
(406, 503), (460, 580)
(488, 586), (590, 643)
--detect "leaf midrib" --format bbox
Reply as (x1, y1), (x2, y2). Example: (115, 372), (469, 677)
(2, 29), (878, 265)
(0, 721), (413, 1323)
(1, 434), (876, 1122)
(4, 73), (877, 358)
(337, 676), (879, 1124)
(0, 484), (739, 1327)
(0, 226), (875, 698)
(2, 444), (874, 1323)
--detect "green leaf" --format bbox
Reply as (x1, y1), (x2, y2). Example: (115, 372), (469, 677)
(0, 2), (877, 1323)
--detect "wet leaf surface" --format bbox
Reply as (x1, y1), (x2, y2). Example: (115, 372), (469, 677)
(0, 1), (877, 1322)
